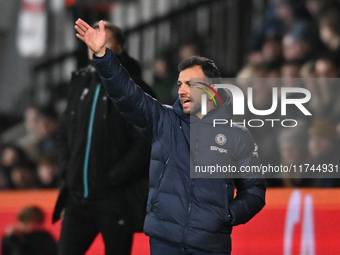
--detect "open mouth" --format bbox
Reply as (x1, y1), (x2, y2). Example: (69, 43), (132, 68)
(182, 99), (191, 107)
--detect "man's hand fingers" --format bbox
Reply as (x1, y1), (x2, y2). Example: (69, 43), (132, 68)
(74, 25), (85, 36)
(78, 18), (91, 29)
(74, 18), (106, 56)
(75, 23), (87, 34)
(76, 33), (85, 42)
(75, 19), (90, 32)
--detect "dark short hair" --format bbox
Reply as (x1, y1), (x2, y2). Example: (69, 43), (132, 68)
(17, 206), (45, 224)
(92, 20), (125, 48)
(178, 56), (221, 79)
(35, 104), (58, 121)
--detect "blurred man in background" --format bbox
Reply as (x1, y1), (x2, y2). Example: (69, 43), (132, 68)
(53, 21), (155, 255)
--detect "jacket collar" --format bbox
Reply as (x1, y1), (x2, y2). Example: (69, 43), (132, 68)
(173, 98), (191, 123)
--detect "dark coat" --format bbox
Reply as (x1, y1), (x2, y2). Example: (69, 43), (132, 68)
(52, 52), (154, 232)
(93, 48), (267, 253)
(1, 230), (57, 255)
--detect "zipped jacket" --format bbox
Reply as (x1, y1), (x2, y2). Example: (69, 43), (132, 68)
(92, 48), (267, 253)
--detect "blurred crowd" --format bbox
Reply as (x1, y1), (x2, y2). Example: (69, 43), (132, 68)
(237, 0), (340, 187)
(0, 105), (60, 190)
(1, 0), (340, 190)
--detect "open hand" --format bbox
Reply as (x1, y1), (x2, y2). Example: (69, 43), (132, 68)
(75, 18), (106, 57)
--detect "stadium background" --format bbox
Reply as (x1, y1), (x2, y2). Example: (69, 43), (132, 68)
(1, 0), (340, 254)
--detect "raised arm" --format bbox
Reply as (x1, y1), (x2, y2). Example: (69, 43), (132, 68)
(74, 19), (167, 141)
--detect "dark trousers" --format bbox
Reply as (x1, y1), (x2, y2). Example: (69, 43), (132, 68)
(58, 195), (133, 255)
(150, 238), (231, 255)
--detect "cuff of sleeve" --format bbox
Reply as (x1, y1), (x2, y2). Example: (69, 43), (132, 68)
(92, 48), (119, 79)
(92, 47), (109, 59)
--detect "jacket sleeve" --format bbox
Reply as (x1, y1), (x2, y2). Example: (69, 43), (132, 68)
(92, 48), (167, 141)
(228, 129), (267, 226)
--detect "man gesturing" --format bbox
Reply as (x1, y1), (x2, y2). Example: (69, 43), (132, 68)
(75, 18), (266, 255)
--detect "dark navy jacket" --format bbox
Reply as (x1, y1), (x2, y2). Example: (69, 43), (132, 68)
(93, 48), (267, 253)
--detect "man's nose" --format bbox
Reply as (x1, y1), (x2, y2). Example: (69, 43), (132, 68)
(178, 85), (189, 95)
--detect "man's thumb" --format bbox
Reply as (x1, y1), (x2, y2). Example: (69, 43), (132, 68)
(99, 20), (105, 33)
